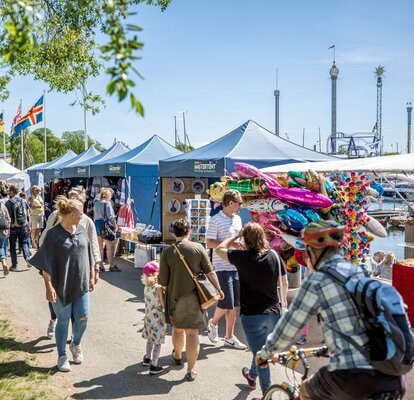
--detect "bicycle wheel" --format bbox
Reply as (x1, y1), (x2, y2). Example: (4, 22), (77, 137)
(263, 384), (294, 400)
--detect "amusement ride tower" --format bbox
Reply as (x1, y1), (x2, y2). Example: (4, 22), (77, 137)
(375, 65), (385, 155)
(329, 50), (339, 153)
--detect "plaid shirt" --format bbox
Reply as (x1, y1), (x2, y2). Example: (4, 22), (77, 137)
(259, 254), (372, 371)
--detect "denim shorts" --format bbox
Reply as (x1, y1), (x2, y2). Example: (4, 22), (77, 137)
(94, 219), (104, 236)
(216, 270), (240, 309)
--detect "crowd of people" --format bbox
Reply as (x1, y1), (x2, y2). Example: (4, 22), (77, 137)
(0, 183), (407, 399)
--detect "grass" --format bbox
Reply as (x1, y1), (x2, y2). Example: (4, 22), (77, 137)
(0, 319), (63, 400)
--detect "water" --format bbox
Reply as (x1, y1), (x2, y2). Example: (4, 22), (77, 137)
(368, 200), (407, 260)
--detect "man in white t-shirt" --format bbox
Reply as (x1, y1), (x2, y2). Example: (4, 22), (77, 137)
(206, 190), (246, 350)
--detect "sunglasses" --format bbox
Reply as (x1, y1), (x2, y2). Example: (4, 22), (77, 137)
(70, 234), (80, 247)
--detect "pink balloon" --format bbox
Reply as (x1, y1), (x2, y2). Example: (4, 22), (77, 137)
(269, 186), (333, 208)
(270, 236), (291, 252)
(234, 162), (261, 178)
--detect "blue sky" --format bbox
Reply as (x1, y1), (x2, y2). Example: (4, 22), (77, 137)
(2, 0), (414, 153)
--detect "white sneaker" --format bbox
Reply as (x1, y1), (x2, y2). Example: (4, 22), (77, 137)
(224, 336), (247, 350)
(57, 355), (71, 372)
(207, 319), (219, 343)
(47, 319), (57, 338)
(69, 342), (84, 364)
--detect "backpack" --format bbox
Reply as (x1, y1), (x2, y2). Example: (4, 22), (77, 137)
(321, 264), (414, 376)
(0, 206), (9, 230)
(11, 199), (28, 227)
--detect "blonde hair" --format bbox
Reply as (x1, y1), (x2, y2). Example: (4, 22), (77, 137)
(68, 186), (86, 204)
(141, 273), (158, 286)
(243, 222), (269, 254)
(384, 251), (396, 266)
(100, 187), (112, 200)
(56, 196), (83, 217)
(31, 185), (41, 194)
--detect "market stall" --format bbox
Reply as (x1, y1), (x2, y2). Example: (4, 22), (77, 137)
(159, 120), (337, 243)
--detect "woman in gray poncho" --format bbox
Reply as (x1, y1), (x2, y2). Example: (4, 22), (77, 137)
(29, 197), (95, 372)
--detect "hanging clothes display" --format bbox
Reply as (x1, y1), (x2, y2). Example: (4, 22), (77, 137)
(117, 201), (135, 228)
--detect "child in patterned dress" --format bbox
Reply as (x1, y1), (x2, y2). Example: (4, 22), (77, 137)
(141, 261), (166, 374)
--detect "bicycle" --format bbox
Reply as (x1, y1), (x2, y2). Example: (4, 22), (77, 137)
(262, 345), (402, 400)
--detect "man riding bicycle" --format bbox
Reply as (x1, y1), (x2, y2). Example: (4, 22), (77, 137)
(256, 220), (406, 400)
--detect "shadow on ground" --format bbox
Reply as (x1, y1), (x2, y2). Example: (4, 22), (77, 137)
(71, 344), (225, 399)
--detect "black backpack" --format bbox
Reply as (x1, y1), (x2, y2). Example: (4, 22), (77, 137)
(321, 263), (414, 376)
(11, 199), (28, 227)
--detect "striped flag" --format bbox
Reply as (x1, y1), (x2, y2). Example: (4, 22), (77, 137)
(11, 101), (22, 133)
(14, 96), (44, 136)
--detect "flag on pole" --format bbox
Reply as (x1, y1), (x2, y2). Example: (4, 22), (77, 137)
(0, 112), (4, 133)
(14, 96), (44, 136)
(11, 101), (22, 132)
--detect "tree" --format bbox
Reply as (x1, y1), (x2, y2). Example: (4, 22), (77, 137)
(61, 130), (106, 154)
(9, 128), (67, 167)
(176, 142), (195, 153)
(0, 0), (171, 116)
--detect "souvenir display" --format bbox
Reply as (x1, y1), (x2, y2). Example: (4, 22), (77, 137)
(167, 198), (181, 214)
(171, 178), (185, 194)
(246, 198), (286, 213)
(191, 179), (205, 194)
(186, 198), (211, 248)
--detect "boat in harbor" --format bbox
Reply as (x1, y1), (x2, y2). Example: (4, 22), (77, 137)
(382, 182), (414, 201)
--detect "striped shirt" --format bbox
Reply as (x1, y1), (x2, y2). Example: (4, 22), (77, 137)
(206, 211), (242, 272)
(259, 254), (372, 372)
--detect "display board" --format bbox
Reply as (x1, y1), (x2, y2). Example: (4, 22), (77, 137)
(185, 198), (211, 248)
(162, 177), (209, 243)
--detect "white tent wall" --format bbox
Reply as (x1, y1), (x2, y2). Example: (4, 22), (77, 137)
(261, 153), (414, 174)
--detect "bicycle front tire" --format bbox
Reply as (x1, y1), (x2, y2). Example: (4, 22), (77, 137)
(263, 384), (294, 400)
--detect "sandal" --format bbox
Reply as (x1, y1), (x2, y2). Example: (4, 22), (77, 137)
(172, 350), (182, 366)
(109, 265), (122, 272)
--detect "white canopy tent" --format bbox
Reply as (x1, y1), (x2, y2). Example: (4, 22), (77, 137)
(261, 153), (414, 174)
(6, 171), (32, 193)
(0, 159), (21, 179)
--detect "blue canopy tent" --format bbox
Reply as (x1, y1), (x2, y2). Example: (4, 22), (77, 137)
(27, 150), (77, 184)
(91, 135), (182, 229)
(44, 146), (101, 181)
(62, 142), (129, 178)
(159, 120), (337, 178)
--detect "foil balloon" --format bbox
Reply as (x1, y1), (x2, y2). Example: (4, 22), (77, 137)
(364, 216), (387, 238)
(207, 181), (227, 203)
(270, 236), (291, 252)
(234, 162), (262, 179)
(246, 198), (287, 213)
(269, 186), (333, 208)
(286, 255), (299, 273)
(277, 209), (309, 232)
(294, 249), (307, 266)
(297, 207), (321, 223)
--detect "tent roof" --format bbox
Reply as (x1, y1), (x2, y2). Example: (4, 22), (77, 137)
(0, 159), (21, 179)
(82, 142), (129, 166)
(91, 135), (182, 177)
(159, 120), (337, 177)
(53, 146), (101, 170)
(261, 153), (414, 174)
(35, 150), (78, 171)
(95, 135), (182, 166)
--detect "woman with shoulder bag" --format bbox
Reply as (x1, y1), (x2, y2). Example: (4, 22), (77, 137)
(93, 187), (120, 272)
(215, 222), (288, 398)
(158, 218), (223, 381)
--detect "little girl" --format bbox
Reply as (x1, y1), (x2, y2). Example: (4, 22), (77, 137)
(141, 261), (166, 375)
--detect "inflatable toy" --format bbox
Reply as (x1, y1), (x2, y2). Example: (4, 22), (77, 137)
(269, 186), (333, 208)
(246, 198), (287, 213)
(277, 209), (309, 232)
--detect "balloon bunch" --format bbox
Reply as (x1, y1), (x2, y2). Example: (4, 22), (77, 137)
(207, 163), (387, 269)
(328, 172), (385, 264)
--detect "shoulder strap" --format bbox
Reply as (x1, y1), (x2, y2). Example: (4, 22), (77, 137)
(173, 243), (209, 302)
(318, 264), (370, 358)
(270, 249), (285, 310)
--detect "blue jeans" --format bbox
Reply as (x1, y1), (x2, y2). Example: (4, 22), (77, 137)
(52, 293), (90, 357)
(0, 231), (8, 260)
(9, 226), (31, 267)
(241, 313), (280, 394)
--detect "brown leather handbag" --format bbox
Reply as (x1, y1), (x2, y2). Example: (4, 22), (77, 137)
(173, 244), (220, 310)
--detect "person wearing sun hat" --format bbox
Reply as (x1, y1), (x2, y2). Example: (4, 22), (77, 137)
(141, 260), (166, 375)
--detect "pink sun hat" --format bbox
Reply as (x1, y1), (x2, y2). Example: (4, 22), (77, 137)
(143, 261), (159, 276)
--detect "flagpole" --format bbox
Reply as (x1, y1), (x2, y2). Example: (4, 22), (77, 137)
(21, 130), (24, 171)
(82, 83), (88, 151)
(44, 90), (47, 163)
